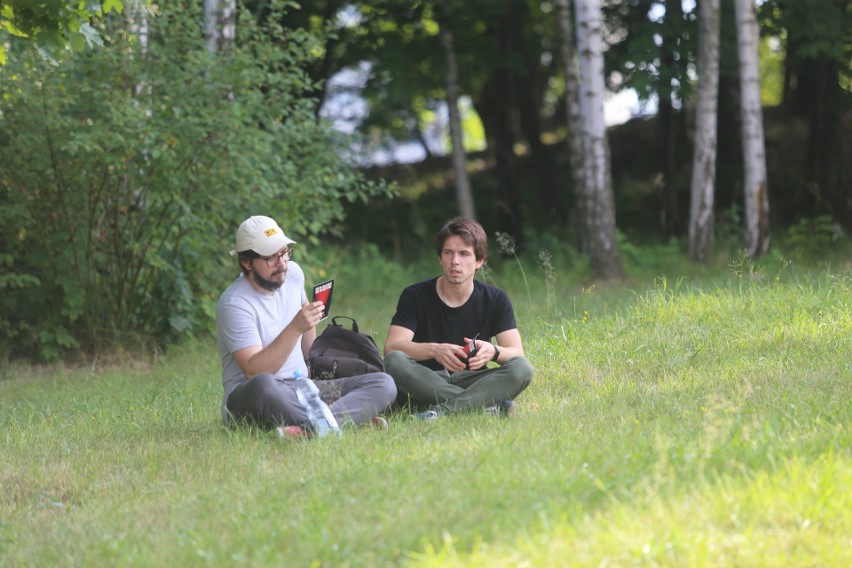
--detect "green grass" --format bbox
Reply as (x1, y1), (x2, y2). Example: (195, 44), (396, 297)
(2, 252), (851, 567)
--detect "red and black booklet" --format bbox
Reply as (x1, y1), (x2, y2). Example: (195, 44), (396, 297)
(312, 279), (334, 320)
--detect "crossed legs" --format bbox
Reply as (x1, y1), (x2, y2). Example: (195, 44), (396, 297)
(384, 350), (532, 413)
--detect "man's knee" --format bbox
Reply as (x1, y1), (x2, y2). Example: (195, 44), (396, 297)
(226, 373), (282, 426)
(253, 373), (280, 392)
(503, 356), (534, 390)
(229, 373), (275, 406)
(374, 372), (398, 405)
(383, 350), (411, 374)
(348, 371), (398, 410)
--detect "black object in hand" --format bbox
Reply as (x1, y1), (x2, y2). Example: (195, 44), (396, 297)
(461, 333), (480, 369)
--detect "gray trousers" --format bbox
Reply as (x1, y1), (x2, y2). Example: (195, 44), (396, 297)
(226, 372), (397, 429)
(384, 351), (533, 413)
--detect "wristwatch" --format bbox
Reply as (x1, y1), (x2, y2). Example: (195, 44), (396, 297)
(491, 344), (500, 362)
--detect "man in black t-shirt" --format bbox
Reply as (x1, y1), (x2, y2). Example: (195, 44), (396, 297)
(384, 217), (533, 418)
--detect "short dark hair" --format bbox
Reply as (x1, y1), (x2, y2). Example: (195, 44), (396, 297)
(436, 217), (488, 261)
(238, 250), (260, 275)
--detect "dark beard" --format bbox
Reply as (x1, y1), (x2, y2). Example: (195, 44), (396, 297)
(252, 271), (284, 292)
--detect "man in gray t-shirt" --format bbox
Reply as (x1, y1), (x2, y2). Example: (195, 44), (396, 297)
(216, 215), (396, 434)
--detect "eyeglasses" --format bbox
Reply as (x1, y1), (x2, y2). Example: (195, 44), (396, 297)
(261, 248), (293, 267)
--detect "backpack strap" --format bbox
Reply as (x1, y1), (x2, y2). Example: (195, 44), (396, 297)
(330, 315), (359, 333)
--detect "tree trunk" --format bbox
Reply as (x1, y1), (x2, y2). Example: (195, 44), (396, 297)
(126, 1), (149, 57)
(802, 55), (848, 228)
(658, 0), (684, 237)
(556, 0), (590, 252)
(574, 0), (624, 280)
(734, 0), (770, 258)
(512, 2), (564, 224)
(689, 0), (721, 263)
(125, 1), (150, 212)
(777, 0), (849, 230)
(204, 0), (237, 55)
(474, 73), (523, 244)
(435, 0), (475, 220)
(472, 7), (524, 244)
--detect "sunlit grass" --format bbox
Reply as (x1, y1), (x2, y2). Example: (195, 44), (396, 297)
(1, 255), (850, 567)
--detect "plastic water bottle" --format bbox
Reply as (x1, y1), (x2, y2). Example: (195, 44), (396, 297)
(294, 370), (341, 438)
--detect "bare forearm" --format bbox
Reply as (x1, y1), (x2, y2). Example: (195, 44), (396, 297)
(490, 329), (525, 365)
(301, 327), (316, 359)
(492, 344), (523, 364)
(385, 339), (440, 361)
(242, 325), (302, 378)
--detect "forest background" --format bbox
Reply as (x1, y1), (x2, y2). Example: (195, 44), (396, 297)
(0, 0), (849, 362)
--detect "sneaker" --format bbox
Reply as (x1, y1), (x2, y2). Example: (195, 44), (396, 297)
(412, 409), (440, 421)
(370, 416), (390, 430)
(276, 425), (311, 439)
(485, 400), (517, 417)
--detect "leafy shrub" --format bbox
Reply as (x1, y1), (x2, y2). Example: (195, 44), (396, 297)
(0, 2), (392, 360)
(780, 216), (846, 260)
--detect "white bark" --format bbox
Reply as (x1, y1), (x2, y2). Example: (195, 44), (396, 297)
(126, 0), (148, 56)
(734, 0), (770, 258)
(126, 0), (149, 98)
(205, 0), (237, 55)
(688, 0), (721, 263)
(126, 0), (150, 211)
(556, 0), (589, 249)
(574, 0), (623, 279)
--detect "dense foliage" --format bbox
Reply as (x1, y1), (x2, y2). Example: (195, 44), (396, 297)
(275, 0), (850, 243)
(0, 0), (125, 64)
(0, 1), (391, 360)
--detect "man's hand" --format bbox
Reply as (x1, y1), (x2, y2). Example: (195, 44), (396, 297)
(434, 343), (468, 372)
(292, 301), (325, 333)
(233, 301), (324, 379)
(464, 337), (496, 370)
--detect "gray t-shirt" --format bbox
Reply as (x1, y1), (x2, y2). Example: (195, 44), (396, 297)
(216, 262), (309, 422)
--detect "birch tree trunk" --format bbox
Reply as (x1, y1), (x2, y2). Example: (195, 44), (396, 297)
(658, 0), (685, 237)
(574, 0), (623, 279)
(126, 0), (149, 100)
(734, 0), (770, 258)
(126, 1), (149, 59)
(436, 0), (475, 220)
(689, 0), (721, 263)
(204, 0), (237, 55)
(555, 0), (590, 253)
(126, 0), (150, 211)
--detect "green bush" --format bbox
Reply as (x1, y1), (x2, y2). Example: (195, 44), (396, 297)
(779, 215), (847, 260)
(0, 2), (392, 360)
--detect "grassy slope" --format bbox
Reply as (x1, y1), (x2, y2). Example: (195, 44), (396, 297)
(1, 254), (850, 567)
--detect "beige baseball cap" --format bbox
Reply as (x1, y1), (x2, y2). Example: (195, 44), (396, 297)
(229, 215), (296, 257)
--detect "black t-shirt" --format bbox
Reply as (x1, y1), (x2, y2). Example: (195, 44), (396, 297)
(390, 277), (517, 370)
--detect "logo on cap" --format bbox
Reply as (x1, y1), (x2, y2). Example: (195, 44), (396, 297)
(264, 228), (278, 237)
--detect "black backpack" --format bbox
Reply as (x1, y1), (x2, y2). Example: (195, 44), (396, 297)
(308, 316), (385, 380)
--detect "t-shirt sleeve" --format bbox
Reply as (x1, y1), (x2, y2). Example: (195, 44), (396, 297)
(390, 286), (419, 333)
(217, 298), (261, 355)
